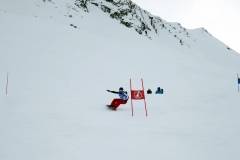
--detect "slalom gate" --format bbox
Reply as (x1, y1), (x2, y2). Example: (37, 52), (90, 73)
(130, 78), (148, 116)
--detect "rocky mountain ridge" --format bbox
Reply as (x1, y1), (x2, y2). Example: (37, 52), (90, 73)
(74, 0), (213, 47)
(1, 0), (233, 50)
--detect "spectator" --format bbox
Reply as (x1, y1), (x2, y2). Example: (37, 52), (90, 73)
(155, 87), (163, 94)
(147, 89), (152, 94)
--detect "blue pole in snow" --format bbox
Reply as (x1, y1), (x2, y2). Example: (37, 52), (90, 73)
(238, 73), (239, 92)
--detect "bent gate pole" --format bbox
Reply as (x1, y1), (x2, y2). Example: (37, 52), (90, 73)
(141, 78), (148, 116)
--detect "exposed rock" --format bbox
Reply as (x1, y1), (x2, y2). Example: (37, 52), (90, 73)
(73, 0), (213, 47)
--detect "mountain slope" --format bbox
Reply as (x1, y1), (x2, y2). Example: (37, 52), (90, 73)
(2, 0), (238, 69)
(1, 0), (239, 53)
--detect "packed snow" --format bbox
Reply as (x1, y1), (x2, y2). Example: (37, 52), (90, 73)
(1, 0), (240, 160)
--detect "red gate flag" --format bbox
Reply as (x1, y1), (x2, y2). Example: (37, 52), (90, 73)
(130, 79), (148, 116)
(131, 90), (145, 100)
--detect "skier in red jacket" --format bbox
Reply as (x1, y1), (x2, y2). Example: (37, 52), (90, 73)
(106, 87), (129, 110)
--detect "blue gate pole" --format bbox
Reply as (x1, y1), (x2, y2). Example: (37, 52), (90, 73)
(238, 73), (239, 92)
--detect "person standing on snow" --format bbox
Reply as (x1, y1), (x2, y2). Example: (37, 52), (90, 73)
(147, 88), (152, 94)
(155, 87), (163, 94)
(106, 87), (129, 110)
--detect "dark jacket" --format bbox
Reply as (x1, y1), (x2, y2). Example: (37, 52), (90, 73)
(147, 90), (152, 94)
(155, 89), (163, 94)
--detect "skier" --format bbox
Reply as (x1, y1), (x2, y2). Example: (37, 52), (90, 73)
(106, 87), (129, 110)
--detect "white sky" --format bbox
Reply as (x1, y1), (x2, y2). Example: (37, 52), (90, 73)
(133, 0), (240, 54)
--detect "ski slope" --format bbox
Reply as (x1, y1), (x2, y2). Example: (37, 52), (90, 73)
(1, 1), (240, 160)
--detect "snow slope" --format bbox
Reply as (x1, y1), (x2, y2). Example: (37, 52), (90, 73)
(1, 0), (240, 160)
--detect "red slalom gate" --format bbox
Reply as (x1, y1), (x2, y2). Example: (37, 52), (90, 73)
(130, 78), (148, 116)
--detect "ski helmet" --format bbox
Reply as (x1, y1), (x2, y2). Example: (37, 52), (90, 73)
(119, 87), (123, 91)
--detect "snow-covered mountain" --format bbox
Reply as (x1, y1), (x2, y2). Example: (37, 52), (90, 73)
(1, 0), (240, 160)
(1, 0), (238, 51)
(75, 0), (205, 43)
